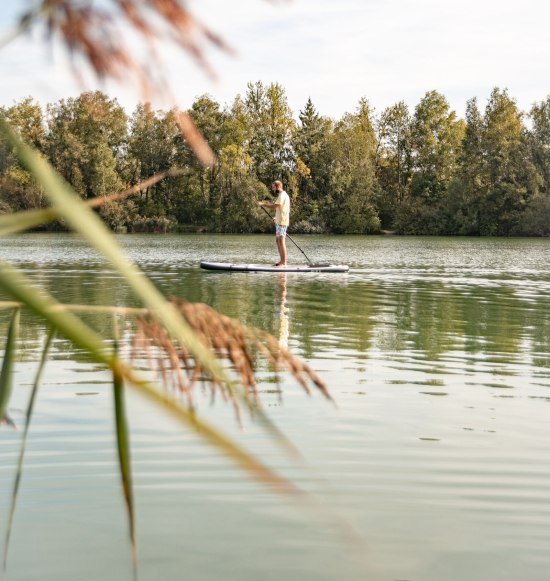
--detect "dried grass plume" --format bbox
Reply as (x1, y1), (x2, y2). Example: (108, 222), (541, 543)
(131, 298), (332, 418)
(17, 0), (229, 166)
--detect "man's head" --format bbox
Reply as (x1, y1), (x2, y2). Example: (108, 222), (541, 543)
(271, 180), (283, 194)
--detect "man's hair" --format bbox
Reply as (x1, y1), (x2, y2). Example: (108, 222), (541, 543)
(272, 180), (283, 190)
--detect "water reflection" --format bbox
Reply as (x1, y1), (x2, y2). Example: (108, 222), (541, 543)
(2, 234), (550, 581)
(3, 257), (550, 377)
(278, 273), (289, 349)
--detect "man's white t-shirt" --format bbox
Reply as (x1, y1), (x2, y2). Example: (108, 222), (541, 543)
(275, 190), (290, 226)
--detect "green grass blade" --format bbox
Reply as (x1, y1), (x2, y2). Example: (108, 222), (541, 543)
(3, 328), (55, 573)
(0, 308), (20, 424)
(0, 118), (225, 386)
(113, 366), (138, 580)
(0, 208), (57, 237)
(112, 318), (137, 578)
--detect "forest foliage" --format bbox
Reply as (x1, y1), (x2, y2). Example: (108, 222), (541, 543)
(1, 84), (549, 236)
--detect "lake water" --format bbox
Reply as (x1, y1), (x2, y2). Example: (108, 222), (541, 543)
(1, 233), (550, 581)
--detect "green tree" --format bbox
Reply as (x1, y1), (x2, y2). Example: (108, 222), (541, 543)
(3, 97), (45, 150)
(374, 101), (412, 229)
(516, 96), (550, 234)
(215, 144), (267, 232)
(126, 103), (181, 229)
(45, 91), (127, 200)
(293, 98), (334, 227)
(324, 98), (381, 234)
(225, 95), (252, 151)
(0, 98), (46, 213)
(410, 90), (464, 200)
(479, 88), (538, 235)
(128, 103), (179, 188)
(528, 96), (550, 196)
(186, 94), (231, 221)
(395, 91), (464, 234)
(244, 81), (296, 187)
(445, 97), (486, 234)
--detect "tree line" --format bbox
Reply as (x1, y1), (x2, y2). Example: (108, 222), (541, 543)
(1, 83), (549, 235)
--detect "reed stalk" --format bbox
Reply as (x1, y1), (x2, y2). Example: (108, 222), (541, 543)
(0, 123), (330, 573)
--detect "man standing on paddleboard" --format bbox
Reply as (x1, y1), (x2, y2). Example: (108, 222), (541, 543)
(259, 180), (290, 267)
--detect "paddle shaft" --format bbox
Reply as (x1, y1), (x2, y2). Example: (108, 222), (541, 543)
(259, 205), (313, 265)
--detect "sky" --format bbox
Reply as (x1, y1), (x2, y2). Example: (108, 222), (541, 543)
(0, 0), (549, 119)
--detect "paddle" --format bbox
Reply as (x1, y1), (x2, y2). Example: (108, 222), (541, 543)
(258, 205), (330, 268)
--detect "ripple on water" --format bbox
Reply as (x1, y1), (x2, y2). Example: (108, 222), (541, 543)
(2, 234), (550, 581)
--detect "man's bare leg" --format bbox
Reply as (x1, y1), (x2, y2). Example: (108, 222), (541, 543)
(275, 236), (282, 266)
(276, 236), (287, 267)
(273, 236), (281, 266)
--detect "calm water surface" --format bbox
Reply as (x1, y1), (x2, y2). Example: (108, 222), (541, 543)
(1, 234), (549, 581)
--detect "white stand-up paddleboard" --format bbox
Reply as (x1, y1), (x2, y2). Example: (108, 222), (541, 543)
(200, 261), (349, 273)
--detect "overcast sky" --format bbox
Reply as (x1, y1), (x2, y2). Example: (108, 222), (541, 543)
(0, 0), (548, 119)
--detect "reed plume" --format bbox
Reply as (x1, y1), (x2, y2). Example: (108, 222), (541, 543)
(132, 298), (332, 418)
(15, 0), (230, 166)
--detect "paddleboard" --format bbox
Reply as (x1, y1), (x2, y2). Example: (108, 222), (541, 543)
(200, 261), (349, 273)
